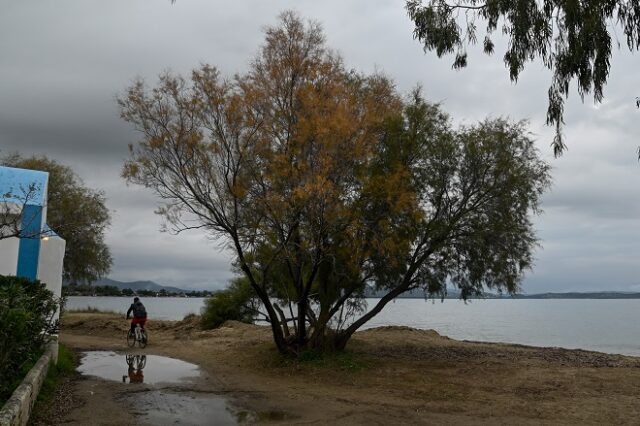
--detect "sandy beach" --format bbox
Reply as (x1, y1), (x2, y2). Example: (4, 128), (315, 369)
(50, 312), (640, 425)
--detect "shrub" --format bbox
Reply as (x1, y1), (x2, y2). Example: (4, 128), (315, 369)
(201, 277), (258, 329)
(0, 275), (60, 402)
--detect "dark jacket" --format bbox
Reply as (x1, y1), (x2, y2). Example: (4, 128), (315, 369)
(127, 301), (147, 319)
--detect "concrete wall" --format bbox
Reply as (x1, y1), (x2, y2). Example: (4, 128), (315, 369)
(37, 237), (65, 295)
(0, 237), (19, 276)
(0, 340), (58, 426)
(37, 237), (66, 321)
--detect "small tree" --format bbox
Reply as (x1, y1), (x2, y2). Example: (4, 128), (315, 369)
(200, 277), (259, 329)
(120, 12), (550, 355)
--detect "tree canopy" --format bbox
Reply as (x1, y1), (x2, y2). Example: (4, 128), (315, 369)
(120, 11), (550, 355)
(2, 155), (112, 284)
(406, 0), (640, 155)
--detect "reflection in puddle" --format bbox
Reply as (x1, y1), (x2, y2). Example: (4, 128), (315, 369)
(136, 391), (237, 426)
(77, 351), (200, 385)
(123, 354), (146, 383)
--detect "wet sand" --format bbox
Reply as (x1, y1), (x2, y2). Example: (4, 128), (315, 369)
(55, 313), (640, 425)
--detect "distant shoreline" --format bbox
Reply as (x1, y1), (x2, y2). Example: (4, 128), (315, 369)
(368, 290), (640, 299)
(491, 292), (640, 300)
(66, 292), (640, 300)
(69, 278), (640, 300)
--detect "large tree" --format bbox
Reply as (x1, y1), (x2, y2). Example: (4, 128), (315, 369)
(2, 155), (112, 283)
(406, 0), (640, 155)
(120, 12), (550, 355)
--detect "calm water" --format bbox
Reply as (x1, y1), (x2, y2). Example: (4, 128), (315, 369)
(67, 296), (640, 356)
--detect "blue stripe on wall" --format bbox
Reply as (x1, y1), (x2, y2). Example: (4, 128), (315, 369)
(17, 204), (42, 280)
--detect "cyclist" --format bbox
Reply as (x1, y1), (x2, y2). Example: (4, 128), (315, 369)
(127, 364), (144, 383)
(126, 296), (147, 336)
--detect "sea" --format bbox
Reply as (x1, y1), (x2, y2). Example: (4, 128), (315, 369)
(66, 296), (640, 357)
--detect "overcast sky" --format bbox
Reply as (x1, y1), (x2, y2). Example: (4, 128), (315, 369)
(1, 1), (639, 292)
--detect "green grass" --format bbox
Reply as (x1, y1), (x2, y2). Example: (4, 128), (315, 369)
(263, 345), (369, 373)
(297, 349), (369, 372)
(32, 344), (76, 409)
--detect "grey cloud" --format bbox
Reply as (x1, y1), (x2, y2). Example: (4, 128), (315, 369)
(1, 0), (639, 292)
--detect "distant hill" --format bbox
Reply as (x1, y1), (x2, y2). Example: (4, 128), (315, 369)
(68, 279), (640, 299)
(365, 288), (462, 299)
(365, 288), (640, 299)
(508, 292), (640, 299)
(68, 278), (189, 294)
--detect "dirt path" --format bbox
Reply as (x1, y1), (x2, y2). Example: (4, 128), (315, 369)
(49, 338), (242, 426)
(56, 313), (640, 425)
(57, 376), (137, 426)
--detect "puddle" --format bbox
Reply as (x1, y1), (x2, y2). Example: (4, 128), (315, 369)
(134, 391), (238, 426)
(77, 351), (241, 425)
(78, 351), (200, 385)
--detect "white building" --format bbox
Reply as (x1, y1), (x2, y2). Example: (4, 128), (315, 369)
(0, 166), (66, 318)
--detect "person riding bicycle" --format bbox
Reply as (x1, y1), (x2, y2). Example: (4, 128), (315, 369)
(126, 297), (147, 335)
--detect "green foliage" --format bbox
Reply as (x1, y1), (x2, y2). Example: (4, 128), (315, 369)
(36, 344), (75, 403)
(407, 0), (640, 155)
(200, 277), (258, 329)
(0, 354), (42, 406)
(0, 275), (60, 402)
(62, 283), (212, 298)
(183, 313), (198, 321)
(2, 154), (112, 283)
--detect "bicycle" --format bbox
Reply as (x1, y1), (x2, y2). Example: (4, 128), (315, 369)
(126, 323), (148, 348)
(123, 354), (147, 383)
(125, 354), (147, 369)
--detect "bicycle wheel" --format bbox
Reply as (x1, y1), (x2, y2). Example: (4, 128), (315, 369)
(138, 329), (148, 348)
(136, 355), (147, 369)
(126, 354), (135, 366)
(126, 329), (136, 347)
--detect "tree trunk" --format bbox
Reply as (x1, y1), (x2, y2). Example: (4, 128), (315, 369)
(274, 304), (290, 338)
(266, 304), (288, 354)
(236, 253), (288, 354)
(296, 297), (307, 349)
(333, 281), (412, 351)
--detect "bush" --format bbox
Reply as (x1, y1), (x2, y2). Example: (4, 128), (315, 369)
(201, 277), (258, 329)
(0, 275), (60, 402)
